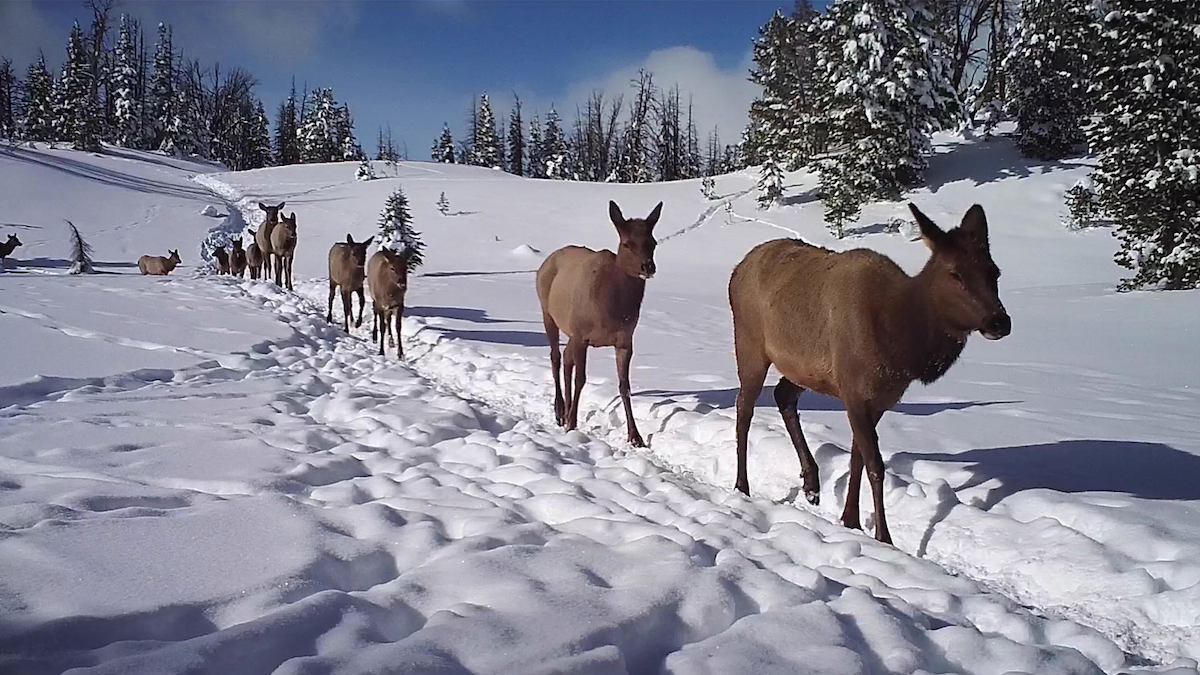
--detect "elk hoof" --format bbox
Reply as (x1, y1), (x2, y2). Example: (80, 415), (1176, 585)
(841, 514), (862, 531)
(804, 488), (819, 506)
(734, 479), (750, 496)
(628, 432), (645, 448)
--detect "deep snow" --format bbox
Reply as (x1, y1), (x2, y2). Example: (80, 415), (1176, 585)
(1, 135), (1198, 674)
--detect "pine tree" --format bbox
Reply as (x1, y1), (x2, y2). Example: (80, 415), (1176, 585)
(66, 220), (95, 275)
(21, 54), (55, 141)
(377, 186), (425, 273)
(437, 191), (450, 215)
(747, 3), (823, 175)
(150, 22), (174, 150)
(249, 99), (272, 168)
(541, 107), (569, 179)
(334, 102), (360, 160)
(474, 93), (500, 168)
(274, 81), (299, 165)
(617, 70), (655, 183)
(814, 0), (960, 235)
(432, 122), (455, 163)
(111, 14), (140, 147)
(1087, 0), (1200, 289)
(356, 156), (376, 181)
(1005, 0), (1092, 159)
(701, 174), (717, 200)
(299, 87), (337, 162)
(508, 96), (525, 176)
(56, 22), (102, 151)
(527, 112), (544, 177)
(0, 58), (14, 139)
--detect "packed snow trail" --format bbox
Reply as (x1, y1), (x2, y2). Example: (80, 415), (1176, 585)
(0, 272), (1171, 675)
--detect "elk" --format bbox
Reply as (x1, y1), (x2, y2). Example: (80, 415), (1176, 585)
(229, 236), (248, 278)
(728, 204), (1010, 544)
(255, 201), (285, 281)
(536, 200), (663, 447)
(327, 234), (374, 332)
(246, 230), (263, 280)
(368, 247), (410, 358)
(212, 243), (231, 275)
(270, 212), (297, 290)
(138, 249), (181, 276)
(1, 233), (21, 267)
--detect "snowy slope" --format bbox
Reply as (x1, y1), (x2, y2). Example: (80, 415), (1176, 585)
(0, 138), (1198, 674)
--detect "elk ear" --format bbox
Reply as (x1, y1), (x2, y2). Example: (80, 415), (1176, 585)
(609, 201), (626, 229)
(258, 202), (268, 211)
(362, 236), (373, 247)
(645, 201), (663, 230)
(346, 233), (354, 244)
(959, 204), (989, 248)
(908, 203), (946, 251)
(278, 202), (286, 210)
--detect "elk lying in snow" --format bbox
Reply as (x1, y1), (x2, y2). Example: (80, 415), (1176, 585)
(728, 203), (1010, 544)
(246, 230), (263, 280)
(255, 202), (285, 281)
(1, 233), (21, 267)
(270, 212), (298, 290)
(212, 244), (231, 275)
(536, 200), (663, 447)
(229, 236), (247, 278)
(327, 234), (374, 332)
(368, 247), (410, 358)
(139, 249), (181, 276)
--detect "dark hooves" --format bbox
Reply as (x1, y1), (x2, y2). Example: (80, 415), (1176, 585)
(734, 481), (750, 496)
(629, 435), (645, 448)
(804, 489), (819, 506)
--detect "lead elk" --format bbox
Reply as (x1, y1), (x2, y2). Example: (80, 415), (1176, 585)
(327, 234), (374, 332)
(212, 243), (231, 275)
(255, 202), (285, 282)
(246, 230), (263, 280)
(139, 249), (181, 276)
(368, 247), (410, 358)
(271, 212), (298, 290)
(728, 204), (1010, 544)
(536, 200), (663, 447)
(1, 233), (21, 267)
(229, 236), (248, 278)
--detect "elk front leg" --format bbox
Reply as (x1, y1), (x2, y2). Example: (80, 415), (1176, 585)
(774, 377), (820, 505)
(615, 344), (643, 447)
(355, 288), (366, 328)
(847, 404), (891, 544)
(340, 289), (352, 332)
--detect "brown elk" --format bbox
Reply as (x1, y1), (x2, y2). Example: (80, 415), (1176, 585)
(270, 212), (297, 290)
(212, 244), (231, 275)
(246, 230), (263, 280)
(368, 247), (410, 358)
(229, 236), (248, 278)
(1, 233), (21, 267)
(138, 249), (181, 276)
(728, 203), (1010, 544)
(536, 200), (663, 447)
(255, 202), (285, 281)
(327, 234), (374, 332)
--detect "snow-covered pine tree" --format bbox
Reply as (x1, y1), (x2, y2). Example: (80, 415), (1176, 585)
(701, 175), (717, 200)
(111, 15), (140, 148)
(249, 99), (271, 168)
(616, 70), (654, 183)
(1086, 0), (1200, 289)
(66, 220), (95, 274)
(542, 107), (569, 179)
(432, 122), (455, 163)
(334, 103), (360, 160)
(1062, 178), (1099, 230)
(377, 186), (425, 273)
(437, 191), (450, 215)
(1005, 0), (1092, 159)
(298, 87), (337, 163)
(508, 96), (525, 176)
(756, 150), (786, 207)
(527, 112), (544, 178)
(274, 82), (299, 165)
(56, 21), (102, 151)
(474, 93), (500, 169)
(150, 22), (174, 151)
(0, 59), (14, 140)
(496, 118), (508, 171)
(814, 0), (960, 235)
(21, 54), (55, 141)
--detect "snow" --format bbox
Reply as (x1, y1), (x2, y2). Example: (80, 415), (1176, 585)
(200, 203), (220, 217)
(1, 134), (1199, 674)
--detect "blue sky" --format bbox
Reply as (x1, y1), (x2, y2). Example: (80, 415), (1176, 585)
(1, 1), (806, 157)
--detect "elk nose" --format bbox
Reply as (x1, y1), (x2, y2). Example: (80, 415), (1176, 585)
(641, 261), (656, 279)
(983, 312), (1011, 340)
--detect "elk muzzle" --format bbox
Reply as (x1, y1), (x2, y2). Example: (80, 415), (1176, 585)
(639, 260), (656, 280)
(981, 310), (1011, 340)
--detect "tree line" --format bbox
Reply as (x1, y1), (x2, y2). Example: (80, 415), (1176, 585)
(0, 1), (362, 171)
(743, 0), (1198, 290)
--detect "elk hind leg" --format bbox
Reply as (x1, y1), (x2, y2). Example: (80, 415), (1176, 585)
(774, 377), (820, 505)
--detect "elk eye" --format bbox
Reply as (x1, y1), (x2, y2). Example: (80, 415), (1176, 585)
(949, 270), (964, 283)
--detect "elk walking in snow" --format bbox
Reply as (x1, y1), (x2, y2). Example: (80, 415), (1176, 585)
(138, 249), (181, 276)
(0, 233), (21, 268)
(368, 247), (410, 358)
(327, 234), (374, 332)
(270, 212), (297, 290)
(728, 203), (1010, 544)
(536, 200), (663, 447)
(255, 202), (285, 282)
(212, 244), (230, 275)
(229, 236), (247, 278)
(246, 230), (263, 280)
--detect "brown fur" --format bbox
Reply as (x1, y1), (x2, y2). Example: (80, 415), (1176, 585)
(536, 200), (663, 447)
(728, 204), (1010, 544)
(1, 233), (22, 266)
(255, 202), (285, 282)
(246, 229), (263, 280)
(327, 233), (374, 332)
(368, 248), (410, 358)
(138, 249), (181, 276)
(229, 237), (247, 278)
(270, 212), (297, 290)
(212, 244), (231, 275)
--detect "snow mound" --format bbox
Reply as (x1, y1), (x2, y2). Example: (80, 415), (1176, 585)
(510, 243), (542, 258)
(200, 204), (220, 217)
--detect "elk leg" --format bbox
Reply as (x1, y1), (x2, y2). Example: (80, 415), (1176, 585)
(327, 280), (337, 324)
(355, 288), (365, 328)
(286, 256), (294, 291)
(841, 441), (863, 531)
(274, 255), (282, 286)
(774, 377), (819, 505)
(371, 303), (378, 342)
(847, 404), (891, 544)
(394, 307), (404, 359)
(377, 310), (386, 356)
(340, 289), (352, 332)
(543, 312), (565, 426)
(733, 345), (768, 496)
(568, 342), (588, 431)
(616, 344), (644, 447)
(562, 339), (577, 427)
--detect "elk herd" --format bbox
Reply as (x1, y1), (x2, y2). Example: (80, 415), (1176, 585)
(38, 195), (1008, 546)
